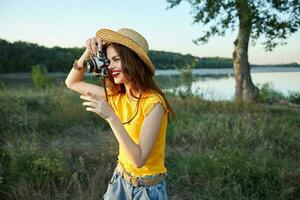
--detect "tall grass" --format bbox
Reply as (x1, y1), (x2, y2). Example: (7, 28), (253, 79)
(0, 82), (300, 199)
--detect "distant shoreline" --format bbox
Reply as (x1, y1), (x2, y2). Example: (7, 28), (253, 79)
(155, 66), (300, 75)
(1, 66), (300, 79)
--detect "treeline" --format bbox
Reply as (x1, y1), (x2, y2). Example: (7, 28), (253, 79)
(0, 38), (234, 73)
(0, 38), (298, 73)
(0, 39), (83, 73)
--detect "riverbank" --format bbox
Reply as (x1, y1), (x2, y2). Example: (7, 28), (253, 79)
(0, 85), (300, 199)
(1, 66), (300, 78)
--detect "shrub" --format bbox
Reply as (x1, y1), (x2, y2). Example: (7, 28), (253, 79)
(0, 81), (4, 91)
(257, 83), (285, 104)
(31, 64), (53, 90)
(287, 91), (300, 105)
(176, 59), (197, 99)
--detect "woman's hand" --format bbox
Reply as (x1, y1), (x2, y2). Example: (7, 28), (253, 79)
(80, 91), (116, 122)
(85, 37), (104, 56)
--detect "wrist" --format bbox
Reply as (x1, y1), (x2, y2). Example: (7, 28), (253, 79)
(106, 114), (118, 124)
(82, 49), (91, 59)
(72, 60), (83, 71)
(74, 50), (90, 70)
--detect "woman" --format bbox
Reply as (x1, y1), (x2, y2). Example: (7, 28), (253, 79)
(65, 28), (173, 200)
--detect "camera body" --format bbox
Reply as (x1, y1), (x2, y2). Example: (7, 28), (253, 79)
(83, 51), (110, 78)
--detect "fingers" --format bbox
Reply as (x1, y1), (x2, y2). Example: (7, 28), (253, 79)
(80, 92), (101, 102)
(91, 38), (98, 55)
(85, 38), (92, 55)
(80, 95), (94, 102)
(96, 37), (103, 51)
(82, 101), (97, 107)
(85, 107), (97, 113)
(85, 37), (104, 56)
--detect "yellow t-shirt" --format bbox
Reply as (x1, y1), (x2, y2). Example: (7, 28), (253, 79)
(108, 91), (169, 176)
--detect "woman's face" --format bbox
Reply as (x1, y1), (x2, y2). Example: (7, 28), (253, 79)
(107, 45), (128, 85)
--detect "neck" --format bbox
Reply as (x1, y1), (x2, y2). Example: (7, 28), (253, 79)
(124, 83), (141, 100)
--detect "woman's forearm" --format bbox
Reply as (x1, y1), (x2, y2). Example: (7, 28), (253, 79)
(107, 116), (144, 168)
(65, 49), (90, 87)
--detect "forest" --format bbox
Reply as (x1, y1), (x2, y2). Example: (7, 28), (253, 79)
(1, 38), (298, 73)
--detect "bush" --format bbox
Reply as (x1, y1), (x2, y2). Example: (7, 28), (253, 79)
(257, 83), (285, 104)
(176, 59), (197, 99)
(31, 64), (53, 90)
(0, 81), (4, 91)
(287, 91), (300, 105)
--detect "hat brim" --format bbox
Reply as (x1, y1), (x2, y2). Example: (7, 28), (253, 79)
(96, 29), (155, 76)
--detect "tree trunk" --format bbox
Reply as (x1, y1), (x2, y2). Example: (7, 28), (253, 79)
(233, 0), (259, 102)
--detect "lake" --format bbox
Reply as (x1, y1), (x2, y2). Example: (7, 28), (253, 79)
(188, 71), (300, 100)
(155, 67), (300, 100)
(1, 67), (300, 101)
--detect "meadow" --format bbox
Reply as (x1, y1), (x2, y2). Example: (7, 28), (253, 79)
(0, 75), (300, 199)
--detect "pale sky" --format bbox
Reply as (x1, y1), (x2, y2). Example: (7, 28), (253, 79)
(0, 0), (299, 65)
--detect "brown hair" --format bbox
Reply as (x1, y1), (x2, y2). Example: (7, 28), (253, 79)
(104, 43), (174, 119)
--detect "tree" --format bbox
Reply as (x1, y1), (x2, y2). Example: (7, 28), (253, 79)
(167, 0), (300, 102)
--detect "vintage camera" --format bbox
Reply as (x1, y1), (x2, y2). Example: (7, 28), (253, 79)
(83, 51), (110, 78)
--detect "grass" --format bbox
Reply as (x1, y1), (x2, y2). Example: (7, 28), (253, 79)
(0, 81), (300, 199)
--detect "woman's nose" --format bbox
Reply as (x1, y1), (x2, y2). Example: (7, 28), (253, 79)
(108, 62), (115, 70)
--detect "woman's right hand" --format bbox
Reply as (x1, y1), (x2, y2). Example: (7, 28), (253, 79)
(85, 37), (104, 56)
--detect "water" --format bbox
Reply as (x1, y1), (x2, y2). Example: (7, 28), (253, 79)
(1, 67), (300, 101)
(190, 71), (300, 100)
(163, 67), (300, 100)
(156, 66), (300, 76)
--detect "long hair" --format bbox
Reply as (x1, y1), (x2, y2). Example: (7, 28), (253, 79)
(104, 43), (174, 119)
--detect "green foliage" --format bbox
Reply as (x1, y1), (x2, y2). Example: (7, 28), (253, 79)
(1, 38), (299, 73)
(166, 97), (300, 199)
(168, 151), (294, 199)
(0, 39), (83, 73)
(0, 86), (114, 199)
(4, 138), (68, 187)
(32, 152), (66, 182)
(177, 58), (197, 98)
(31, 64), (53, 90)
(257, 83), (286, 104)
(0, 38), (237, 73)
(1, 85), (300, 199)
(0, 81), (4, 91)
(287, 91), (300, 105)
(251, 83), (300, 105)
(166, 0), (300, 51)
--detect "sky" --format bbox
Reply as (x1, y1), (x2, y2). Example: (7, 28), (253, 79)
(0, 0), (299, 65)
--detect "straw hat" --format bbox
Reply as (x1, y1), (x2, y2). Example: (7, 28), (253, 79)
(96, 28), (155, 76)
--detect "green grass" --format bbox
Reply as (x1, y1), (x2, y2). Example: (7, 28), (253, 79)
(0, 82), (300, 199)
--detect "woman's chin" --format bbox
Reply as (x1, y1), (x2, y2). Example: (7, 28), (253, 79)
(113, 79), (122, 84)
(113, 77), (127, 85)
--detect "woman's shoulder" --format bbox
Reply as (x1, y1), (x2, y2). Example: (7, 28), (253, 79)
(141, 90), (169, 115)
(142, 90), (163, 102)
(142, 90), (161, 97)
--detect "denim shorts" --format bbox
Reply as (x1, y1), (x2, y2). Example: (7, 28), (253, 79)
(103, 168), (168, 200)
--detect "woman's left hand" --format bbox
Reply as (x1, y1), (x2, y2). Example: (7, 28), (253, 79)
(80, 91), (116, 122)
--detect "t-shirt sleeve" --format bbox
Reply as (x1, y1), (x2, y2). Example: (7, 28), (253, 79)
(143, 93), (169, 117)
(107, 92), (120, 112)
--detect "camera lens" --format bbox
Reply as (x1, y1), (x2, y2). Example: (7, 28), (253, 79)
(83, 60), (95, 73)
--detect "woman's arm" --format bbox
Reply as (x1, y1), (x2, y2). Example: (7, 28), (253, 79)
(65, 38), (107, 99)
(107, 103), (164, 168)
